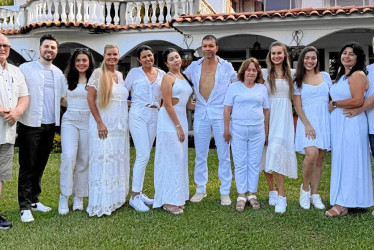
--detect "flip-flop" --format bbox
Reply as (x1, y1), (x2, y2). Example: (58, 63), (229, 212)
(325, 205), (348, 217)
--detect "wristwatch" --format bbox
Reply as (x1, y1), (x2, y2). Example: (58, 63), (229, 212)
(332, 101), (337, 108)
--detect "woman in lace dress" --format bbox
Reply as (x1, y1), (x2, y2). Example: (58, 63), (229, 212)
(86, 44), (130, 217)
(261, 41), (297, 214)
(293, 46), (332, 211)
(153, 48), (194, 215)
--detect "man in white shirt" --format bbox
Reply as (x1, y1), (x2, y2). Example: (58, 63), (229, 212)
(18, 34), (67, 223)
(0, 34), (29, 230)
(184, 35), (237, 205)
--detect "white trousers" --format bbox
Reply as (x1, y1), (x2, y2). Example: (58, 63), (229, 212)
(194, 118), (232, 194)
(60, 111), (90, 197)
(231, 123), (265, 194)
(129, 106), (158, 193)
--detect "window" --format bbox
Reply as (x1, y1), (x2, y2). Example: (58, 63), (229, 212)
(265, 0), (291, 11)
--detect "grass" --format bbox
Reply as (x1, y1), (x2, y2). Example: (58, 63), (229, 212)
(0, 149), (374, 249)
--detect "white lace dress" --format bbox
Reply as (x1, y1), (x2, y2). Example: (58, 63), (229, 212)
(86, 69), (130, 217)
(261, 78), (298, 179)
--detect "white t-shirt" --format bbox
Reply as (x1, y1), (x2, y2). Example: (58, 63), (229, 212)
(42, 67), (55, 124)
(366, 64), (374, 134)
(224, 81), (269, 126)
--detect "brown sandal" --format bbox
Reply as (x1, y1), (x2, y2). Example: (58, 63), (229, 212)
(247, 195), (261, 210)
(236, 197), (247, 212)
(163, 205), (183, 215)
(325, 205), (348, 217)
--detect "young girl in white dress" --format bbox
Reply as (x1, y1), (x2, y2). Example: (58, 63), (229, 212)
(153, 48), (195, 215)
(261, 41), (297, 214)
(293, 46), (332, 210)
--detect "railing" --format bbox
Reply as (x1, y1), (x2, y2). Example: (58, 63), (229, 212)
(0, 0), (204, 31)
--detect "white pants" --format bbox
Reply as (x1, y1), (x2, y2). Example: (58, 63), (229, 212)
(60, 111), (90, 197)
(129, 106), (158, 193)
(231, 123), (265, 194)
(194, 118), (232, 194)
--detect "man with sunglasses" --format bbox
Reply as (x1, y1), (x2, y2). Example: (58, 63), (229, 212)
(0, 34), (29, 230)
(17, 34), (67, 222)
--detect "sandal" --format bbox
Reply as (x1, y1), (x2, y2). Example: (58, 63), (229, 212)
(325, 205), (348, 217)
(247, 194), (261, 210)
(236, 197), (247, 212)
(163, 205), (183, 215)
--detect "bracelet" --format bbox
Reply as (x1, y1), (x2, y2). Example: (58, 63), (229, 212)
(176, 124), (181, 128)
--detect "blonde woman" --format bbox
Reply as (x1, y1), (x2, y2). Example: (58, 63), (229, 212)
(86, 44), (130, 217)
(261, 41), (297, 214)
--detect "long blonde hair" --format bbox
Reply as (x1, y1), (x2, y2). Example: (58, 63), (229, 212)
(265, 41), (293, 97)
(99, 43), (119, 108)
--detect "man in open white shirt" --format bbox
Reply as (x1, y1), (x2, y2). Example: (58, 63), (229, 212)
(0, 34), (29, 230)
(18, 34), (67, 222)
(184, 35), (237, 205)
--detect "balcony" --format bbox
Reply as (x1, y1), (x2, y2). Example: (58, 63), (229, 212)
(0, 0), (215, 31)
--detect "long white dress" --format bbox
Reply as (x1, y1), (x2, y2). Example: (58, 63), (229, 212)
(329, 76), (373, 208)
(153, 76), (193, 208)
(294, 72), (332, 154)
(86, 69), (130, 217)
(261, 72), (297, 179)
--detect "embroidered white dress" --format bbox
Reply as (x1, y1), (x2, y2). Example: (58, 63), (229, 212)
(86, 69), (130, 217)
(153, 76), (192, 208)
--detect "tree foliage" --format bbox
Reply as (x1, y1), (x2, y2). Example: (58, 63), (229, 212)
(0, 0), (14, 7)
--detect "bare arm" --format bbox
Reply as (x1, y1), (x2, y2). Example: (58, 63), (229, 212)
(87, 86), (108, 139)
(293, 95), (315, 139)
(263, 108), (269, 145)
(162, 74), (184, 142)
(186, 95), (196, 110)
(344, 92), (374, 117)
(0, 104), (10, 117)
(4, 95), (29, 126)
(61, 97), (67, 107)
(223, 105), (232, 143)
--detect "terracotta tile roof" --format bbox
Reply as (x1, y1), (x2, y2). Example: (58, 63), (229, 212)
(171, 5), (374, 24)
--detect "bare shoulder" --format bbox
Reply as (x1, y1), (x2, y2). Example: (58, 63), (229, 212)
(349, 70), (368, 82)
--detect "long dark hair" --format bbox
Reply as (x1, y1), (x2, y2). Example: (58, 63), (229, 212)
(335, 42), (367, 82)
(136, 45), (153, 59)
(294, 46), (320, 89)
(162, 48), (193, 87)
(65, 49), (95, 91)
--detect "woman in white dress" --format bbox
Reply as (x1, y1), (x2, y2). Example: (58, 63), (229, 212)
(58, 48), (95, 215)
(86, 44), (130, 217)
(293, 46), (332, 210)
(153, 48), (194, 215)
(223, 58), (269, 211)
(261, 41), (297, 214)
(125, 45), (165, 212)
(326, 42), (373, 217)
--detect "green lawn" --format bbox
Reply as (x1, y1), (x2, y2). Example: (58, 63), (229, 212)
(1, 149), (373, 249)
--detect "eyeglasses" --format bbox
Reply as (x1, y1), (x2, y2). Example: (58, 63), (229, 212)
(0, 44), (11, 49)
(75, 48), (90, 52)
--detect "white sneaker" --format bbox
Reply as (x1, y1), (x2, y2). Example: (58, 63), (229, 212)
(129, 195), (150, 212)
(190, 192), (207, 203)
(31, 202), (52, 213)
(73, 197), (84, 211)
(140, 193), (154, 206)
(220, 194), (231, 206)
(299, 184), (311, 210)
(311, 194), (325, 210)
(275, 196), (287, 214)
(20, 210), (34, 223)
(58, 194), (69, 215)
(268, 191), (278, 206)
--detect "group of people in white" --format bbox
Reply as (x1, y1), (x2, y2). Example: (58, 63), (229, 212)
(0, 33), (374, 229)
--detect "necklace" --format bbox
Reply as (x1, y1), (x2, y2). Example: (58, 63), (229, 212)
(276, 71), (283, 75)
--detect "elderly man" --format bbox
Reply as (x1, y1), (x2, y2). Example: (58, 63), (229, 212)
(18, 34), (67, 223)
(0, 34), (29, 230)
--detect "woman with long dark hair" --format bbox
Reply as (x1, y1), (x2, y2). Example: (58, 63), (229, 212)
(58, 48), (95, 215)
(326, 42), (373, 217)
(293, 46), (332, 210)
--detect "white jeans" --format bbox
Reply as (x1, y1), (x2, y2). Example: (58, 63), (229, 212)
(60, 111), (90, 197)
(231, 123), (265, 194)
(193, 118), (232, 195)
(129, 106), (158, 193)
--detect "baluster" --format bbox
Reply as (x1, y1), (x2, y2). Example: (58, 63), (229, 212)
(135, 2), (142, 24)
(68, 0), (75, 21)
(173, 0), (180, 19)
(150, 1), (157, 24)
(83, 0), (89, 22)
(91, 1), (98, 24)
(41, 1), (47, 21)
(0, 10), (4, 29)
(159, 0), (166, 23)
(61, 0), (67, 22)
(187, 0), (193, 15)
(9, 11), (15, 29)
(165, 0), (172, 22)
(105, 2), (112, 24)
(3, 10), (9, 29)
(181, 0), (187, 14)
(76, 0), (83, 22)
(16, 9), (22, 28)
(125, 2), (134, 25)
(53, 1), (60, 21)
(98, 1), (105, 24)
(36, 2), (41, 22)
(46, 1), (53, 20)
(113, 2), (120, 25)
(143, 1), (150, 24)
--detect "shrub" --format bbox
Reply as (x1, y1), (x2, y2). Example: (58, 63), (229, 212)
(53, 133), (62, 153)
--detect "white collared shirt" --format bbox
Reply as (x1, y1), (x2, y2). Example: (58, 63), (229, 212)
(184, 56), (237, 120)
(19, 60), (67, 127)
(366, 63), (374, 134)
(0, 62), (29, 144)
(124, 66), (165, 108)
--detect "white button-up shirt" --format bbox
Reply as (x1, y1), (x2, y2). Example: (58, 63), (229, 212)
(184, 56), (237, 120)
(19, 60), (67, 127)
(124, 66), (165, 108)
(0, 62), (29, 144)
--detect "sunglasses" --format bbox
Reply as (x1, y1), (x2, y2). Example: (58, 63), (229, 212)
(75, 48), (90, 53)
(0, 44), (11, 49)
